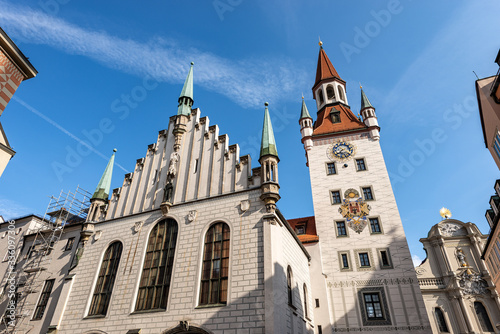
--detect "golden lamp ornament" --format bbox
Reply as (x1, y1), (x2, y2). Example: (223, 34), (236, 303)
(440, 207), (452, 219)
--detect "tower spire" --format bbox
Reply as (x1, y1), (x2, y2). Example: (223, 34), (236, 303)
(359, 86), (380, 140)
(92, 149), (116, 200)
(299, 96), (312, 120)
(360, 85), (374, 110)
(260, 102), (278, 159)
(259, 102), (280, 213)
(177, 62), (194, 116)
(314, 43), (342, 88)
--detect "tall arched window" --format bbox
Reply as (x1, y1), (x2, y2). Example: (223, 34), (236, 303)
(199, 222), (230, 305)
(326, 85), (335, 100)
(287, 266), (293, 306)
(89, 241), (123, 316)
(303, 284), (309, 318)
(338, 86), (345, 102)
(136, 219), (178, 311)
(434, 307), (449, 333)
(474, 301), (494, 332)
(318, 90), (324, 104)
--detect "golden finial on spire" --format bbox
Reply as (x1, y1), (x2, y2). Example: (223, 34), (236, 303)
(301, 92), (304, 99)
(359, 82), (363, 89)
(440, 207), (452, 219)
(318, 36), (323, 46)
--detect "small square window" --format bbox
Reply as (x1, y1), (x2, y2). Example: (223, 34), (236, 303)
(362, 187), (374, 201)
(336, 221), (347, 237)
(296, 224), (306, 235)
(65, 237), (75, 251)
(315, 299), (320, 308)
(356, 158), (366, 171)
(330, 111), (341, 124)
(359, 253), (370, 267)
(326, 162), (336, 175)
(331, 190), (342, 204)
(369, 218), (381, 234)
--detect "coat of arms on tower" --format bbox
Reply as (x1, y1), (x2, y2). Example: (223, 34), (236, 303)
(338, 189), (371, 233)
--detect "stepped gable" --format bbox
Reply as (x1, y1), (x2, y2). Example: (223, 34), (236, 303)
(105, 108), (261, 221)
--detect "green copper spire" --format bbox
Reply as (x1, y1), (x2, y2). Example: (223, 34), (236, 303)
(360, 86), (374, 110)
(92, 149), (116, 200)
(177, 62), (194, 116)
(260, 102), (278, 159)
(299, 96), (312, 120)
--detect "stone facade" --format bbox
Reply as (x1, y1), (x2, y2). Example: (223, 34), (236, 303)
(417, 219), (500, 333)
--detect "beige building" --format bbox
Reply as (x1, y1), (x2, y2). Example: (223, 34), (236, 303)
(417, 219), (500, 333)
(0, 27), (37, 177)
(0, 44), (428, 334)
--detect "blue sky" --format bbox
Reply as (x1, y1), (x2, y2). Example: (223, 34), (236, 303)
(0, 0), (499, 264)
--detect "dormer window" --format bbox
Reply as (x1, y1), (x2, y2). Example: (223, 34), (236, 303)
(331, 111), (340, 123)
(296, 223), (307, 235)
(326, 85), (335, 100)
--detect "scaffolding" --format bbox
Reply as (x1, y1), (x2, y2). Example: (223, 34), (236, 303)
(1, 186), (91, 334)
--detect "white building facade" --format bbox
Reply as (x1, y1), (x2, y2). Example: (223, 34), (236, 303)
(296, 43), (430, 333)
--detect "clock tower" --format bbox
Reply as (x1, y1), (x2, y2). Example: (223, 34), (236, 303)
(299, 43), (430, 332)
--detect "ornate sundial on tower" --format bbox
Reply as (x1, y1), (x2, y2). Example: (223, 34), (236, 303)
(327, 140), (356, 162)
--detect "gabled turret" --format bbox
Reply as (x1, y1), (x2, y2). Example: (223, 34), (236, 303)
(259, 102), (280, 213)
(173, 62), (194, 151)
(359, 86), (380, 140)
(87, 149), (116, 223)
(312, 41), (348, 111)
(299, 96), (313, 152)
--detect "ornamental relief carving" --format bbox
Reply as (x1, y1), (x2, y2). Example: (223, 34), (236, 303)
(439, 222), (466, 237)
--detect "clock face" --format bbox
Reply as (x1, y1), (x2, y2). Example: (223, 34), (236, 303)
(327, 141), (356, 162)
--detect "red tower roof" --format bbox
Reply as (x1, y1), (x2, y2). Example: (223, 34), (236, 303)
(314, 47), (342, 88)
(313, 104), (367, 136)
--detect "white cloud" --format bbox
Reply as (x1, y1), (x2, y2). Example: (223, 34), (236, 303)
(0, 1), (308, 108)
(412, 254), (423, 267)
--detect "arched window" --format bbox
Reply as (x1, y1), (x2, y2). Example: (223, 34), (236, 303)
(303, 284), (309, 318)
(318, 90), (324, 104)
(326, 85), (335, 100)
(338, 86), (345, 102)
(474, 301), (494, 332)
(136, 219), (178, 311)
(199, 222), (230, 305)
(287, 266), (293, 306)
(434, 307), (449, 333)
(89, 241), (123, 316)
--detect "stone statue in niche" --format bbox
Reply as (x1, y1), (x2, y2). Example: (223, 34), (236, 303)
(167, 152), (180, 178)
(456, 247), (468, 267)
(163, 180), (173, 203)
